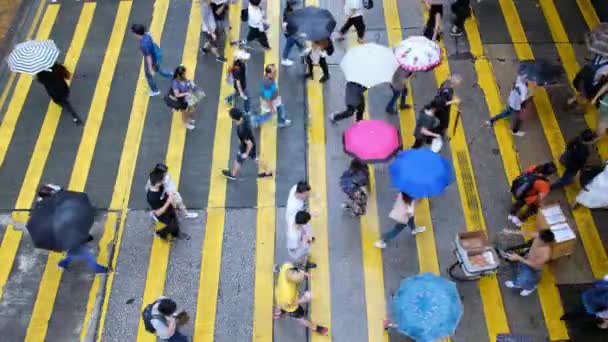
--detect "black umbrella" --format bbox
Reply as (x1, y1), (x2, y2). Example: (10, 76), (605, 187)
(518, 59), (563, 86)
(286, 6), (336, 41)
(26, 191), (94, 251)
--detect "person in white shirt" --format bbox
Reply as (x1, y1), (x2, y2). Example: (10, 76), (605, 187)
(145, 163), (198, 219)
(286, 211), (316, 269)
(209, 0), (234, 42)
(285, 181), (311, 227)
(336, 0), (366, 44)
(147, 297), (188, 341)
(201, 1), (227, 63)
(304, 39), (331, 83)
(246, 0), (270, 50)
(484, 74), (530, 136)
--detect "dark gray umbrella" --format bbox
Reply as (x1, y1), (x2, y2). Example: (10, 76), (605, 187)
(518, 59), (563, 86)
(286, 6), (336, 41)
(26, 191), (94, 251)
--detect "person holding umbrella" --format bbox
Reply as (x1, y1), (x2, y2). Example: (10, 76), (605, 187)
(36, 62), (83, 125)
(336, 0), (366, 44)
(330, 81), (366, 124)
(375, 192), (426, 249)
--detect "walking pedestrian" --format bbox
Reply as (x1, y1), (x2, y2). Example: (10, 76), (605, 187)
(201, 0), (227, 63)
(304, 39), (332, 83)
(285, 181), (312, 226)
(169, 65), (197, 130)
(58, 244), (110, 274)
(287, 210), (317, 269)
(551, 129), (595, 190)
(225, 49), (251, 114)
(142, 297), (189, 341)
(329, 81), (366, 124)
(433, 74), (462, 138)
(209, 0), (233, 43)
(339, 159), (369, 216)
(449, 0), (471, 36)
(484, 74), (530, 136)
(336, 0), (366, 44)
(221, 108), (273, 180)
(375, 192), (426, 249)
(37, 183), (62, 202)
(412, 101), (441, 148)
(281, 0), (305, 66)
(273, 263), (329, 336)
(36, 63), (82, 125)
(248, 64), (292, 128)
(502, 228), (554, 296)
(423, 0), (443, 42)
(566, 54), (608, 110)
(145, 163), (198, 219)
(386, 67), (413, 115)
(508, 162), (556, 227)
(131, 24), (173, 96)
(147, 169), (188, 241)
(591, 81), (608, 140)
(246, 0), (271, 50)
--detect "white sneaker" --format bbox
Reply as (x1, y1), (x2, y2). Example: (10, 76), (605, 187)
(509, 215), (523, 227)
(185, 123), (195, 130)
(278, 119), (292, 128)
(520, 287), (537, 296)
(504, 280), (516, 288)
(281, 59), (294, 66)
(411, 226), (426, 235)
(375, 240), (387, 249)
(148, 90), (161, 97)
(185, 212), (198, 219)
(512, 130), (526, 137)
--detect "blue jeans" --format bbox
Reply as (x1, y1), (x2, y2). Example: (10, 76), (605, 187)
(58, 246), (108, 273)
(489, 106), (523, 132)
(144, 63), (173, 92)
(489, 106), (515, 123)
(226, 90), (251, 113)
(386, 86), (407, 113)
(382, 217), (415, 242)
(551, 168), (577, 190)
(250, 104), (287, 127)
(282, 35), (304, 60)
(165, 330), (189, 342)
(513, 263), (542, 290)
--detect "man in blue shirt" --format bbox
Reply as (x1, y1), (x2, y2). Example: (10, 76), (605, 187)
(131, 24), (173, 96)
(248, 64), (291, 128)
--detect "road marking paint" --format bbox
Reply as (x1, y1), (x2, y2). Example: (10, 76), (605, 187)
(420, 3), (510, 341)
(251, 0), (279, 340)
(134, 0), (199, 340)
(23, 3), (97, 340)
(193, 1), (242, 340)
(464, 9), (568, 341)
(305, 1), (332, 340)
(94, 0), (171, 340)
(576, 0), (600, 29)
(0, 3), (59, 304)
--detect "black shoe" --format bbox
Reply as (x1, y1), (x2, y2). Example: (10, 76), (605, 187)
(73, 117), (82, 125)
(399, 103), (411, 110)
(200, 47), (210, 54)
(319, 74), (329, 83)
(216, 56), (227, 63)
(222, 169), (237, 180)
(449, 26), (463, 36)
(304, 73), (313, 80)
(86, 234), (94, 243)
(329, 113), (338, 125)
(305, 262), (317, 269)
(386, 108), (397, 115)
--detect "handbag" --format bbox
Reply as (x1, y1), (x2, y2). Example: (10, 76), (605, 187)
(186, 89), (206, 108)
(163, 88), (181, 110)
(363, 0), (374, 10)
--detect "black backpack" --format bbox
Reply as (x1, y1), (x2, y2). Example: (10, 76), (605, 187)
(363, 0), (374, 10)
(510, 172), (545, 199)
(142, 301), (166, 334)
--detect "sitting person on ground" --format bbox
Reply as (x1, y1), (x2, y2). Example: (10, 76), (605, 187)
(339, 159), (369, 216)
(287, 210), (316, 270)
(146, 163), (198, 219)
(502, 228), (555, 296)
(142, 297), (189, 342)
(551, 129), (596, 190)
(508, 162), (556, 227)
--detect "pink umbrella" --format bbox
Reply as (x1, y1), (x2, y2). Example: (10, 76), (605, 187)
(343, 120), (401, 163)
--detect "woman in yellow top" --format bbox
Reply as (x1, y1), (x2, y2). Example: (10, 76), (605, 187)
(273, 263), (329, 335)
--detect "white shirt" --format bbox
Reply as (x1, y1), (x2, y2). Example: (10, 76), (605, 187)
(201, 2), (216, 34)
(309, 46), (328, 65)
(145, 174), (177, 195)
(507, 76), (528, 111)
(150, 297), (176, 339)
(344, 0), (363, 17)
(248, 4), (265, 31)
(285, 185), (305, 226)
(286, 222), (312, 262)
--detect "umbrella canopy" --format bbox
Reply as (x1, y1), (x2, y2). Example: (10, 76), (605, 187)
(586, 23), (608, 57)
(340, 43), (399, 88)
(343, 120), (401, 163)
(286, 6), (336, 41)
(394, 36), (441, 72)
(518, 59), (563, 86)
(392, 273), (463, 341)
(27, 191), (94, 251)
(7, 40), (60, 75)
(389, 148), (455, 198)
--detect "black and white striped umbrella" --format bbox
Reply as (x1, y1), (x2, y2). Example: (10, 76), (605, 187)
(7, 40), (60, 75)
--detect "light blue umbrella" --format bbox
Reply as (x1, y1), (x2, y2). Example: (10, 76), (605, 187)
(389, 148), (455, 199)
(392, 273), (463, 341)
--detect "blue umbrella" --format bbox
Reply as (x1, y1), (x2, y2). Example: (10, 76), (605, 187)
(392, 273), (463, 341)
(389, 148), (455, 198)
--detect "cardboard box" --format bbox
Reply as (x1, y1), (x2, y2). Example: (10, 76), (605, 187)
(536, 204), (576, 260)
(458, 231), (489, 254)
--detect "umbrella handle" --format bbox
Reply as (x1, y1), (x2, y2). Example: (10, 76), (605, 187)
(451, 110), (462, 138)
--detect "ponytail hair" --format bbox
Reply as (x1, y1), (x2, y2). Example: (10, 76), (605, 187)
(53, 63), (71, 80)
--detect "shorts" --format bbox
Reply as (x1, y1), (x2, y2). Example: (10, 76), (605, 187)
(282, 305), (306, 319)
(236, 147), (257, 164)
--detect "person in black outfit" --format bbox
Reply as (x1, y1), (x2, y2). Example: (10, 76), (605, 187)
(449, 0), (471, 36)
(330, 82), (366, 124)
(432, 75), (462, 137)
(36, 63), (82, 125)
(551, 129), (596, 190)
(423, 1), (443, 42)
(147, 170), (187, 241)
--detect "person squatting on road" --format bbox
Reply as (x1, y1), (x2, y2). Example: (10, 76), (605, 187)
(375, 192), (426, 249)
(287, 210), (317, 270)
(142, 297), (189, 342)
(146, 169), (189, 241)
(36, 62), (83, 125)
(508, 162), (556, 227)
(330, 81), (366, 124)
(145, 163), (198, 219)
(131, 23), (173, 97)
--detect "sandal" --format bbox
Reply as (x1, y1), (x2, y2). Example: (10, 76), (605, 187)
(257, 172), (273, 178)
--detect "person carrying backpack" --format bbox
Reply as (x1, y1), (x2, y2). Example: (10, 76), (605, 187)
(551, 129), (596, 190)
(142, 297), (189, 341)
(509, 162), (556, 227)
(131, 24), (173, 97)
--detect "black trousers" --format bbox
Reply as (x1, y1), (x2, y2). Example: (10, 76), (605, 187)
(451, 0), (470, 30)
(55, 98), (80, 120)
(246, 27), (270, 48)
(412, 136), (431, 148)
(305, 56), (329, 78)
(334, 102), (365, 122)
(509, 199), (538, 221)
(339, 16), (365, 39)
(156, 211), (181, 239)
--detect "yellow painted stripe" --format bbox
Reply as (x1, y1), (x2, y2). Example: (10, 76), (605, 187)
(251, 0), (279, 340)
(464, 10), (568, 341)
(0, 3), (59, 303)
(94, 0), (171, 340)
(499, 0), (608, 278)
(305, 1), (331, 340)
(24, 3), (97, 340)
(135, 0), (199, 340)
(421, 4), (510, 341)
(193, 1), (242, 340)
(576, 0), (600, 29)
(75, 2), (133, 340)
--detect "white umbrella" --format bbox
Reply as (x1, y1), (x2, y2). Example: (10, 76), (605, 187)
(395, 36), (441, 72)
(7, 40), (60, 75)
(340, 43), (399, 88)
